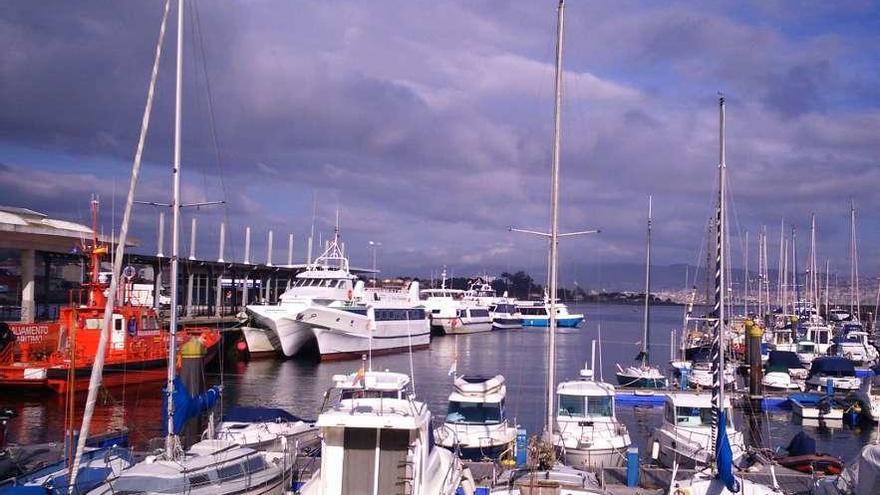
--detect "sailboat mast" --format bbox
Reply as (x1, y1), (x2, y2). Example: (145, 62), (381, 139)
(712, 94), (727, 441)
(641, 195), (652, 366)
(165, 0), (184, 458)
(545, 0), (565, 437)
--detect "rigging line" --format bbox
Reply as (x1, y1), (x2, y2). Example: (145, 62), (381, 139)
(192, 0), (236, 261)
(186, 0), (212, 207)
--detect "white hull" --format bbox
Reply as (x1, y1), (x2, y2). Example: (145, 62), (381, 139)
(300, 305), (430, 359)
(563, 445), (627, 470)
(241, 326), (279, 355)
(248, 304), (315, 357)
(655, 427), (744, 469)
(442, 320), (493, 335)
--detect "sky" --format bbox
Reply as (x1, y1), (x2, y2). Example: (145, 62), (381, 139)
(1, 1), (879, 288)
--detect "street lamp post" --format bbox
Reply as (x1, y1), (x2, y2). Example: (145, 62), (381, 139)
(368, 241), (382, 286)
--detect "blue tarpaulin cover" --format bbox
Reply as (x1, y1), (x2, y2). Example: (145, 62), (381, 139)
(162, 377), (220, 435)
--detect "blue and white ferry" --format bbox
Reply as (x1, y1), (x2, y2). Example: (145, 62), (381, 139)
(516, 299), (584, 328)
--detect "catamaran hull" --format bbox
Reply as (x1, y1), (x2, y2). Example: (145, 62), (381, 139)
(241, 326), (280, 357)
(247, 307), (315, 357)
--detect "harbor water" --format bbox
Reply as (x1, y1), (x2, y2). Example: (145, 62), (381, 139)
(5, 302), (874, 463)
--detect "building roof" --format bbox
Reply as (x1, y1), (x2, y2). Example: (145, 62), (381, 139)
(0, 205), (137, 253)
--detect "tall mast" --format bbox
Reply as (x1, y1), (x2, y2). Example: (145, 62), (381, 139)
(777, 219), (784, 310)
(810, 213), (817, 314)
(640, 195), (652, 367)
(711, 94), (727, 450)
(850, 201), (860, 320)
(545, 0), (565, 438)
(166, 0), (184, 458)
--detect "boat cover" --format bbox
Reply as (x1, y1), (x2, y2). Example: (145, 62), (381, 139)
(222, 406), (309, 423)
(162, 377), (220, 435)
(766, 351), (803, 373)
(809, 357), (855, 378)
(786, 431), (816, 457)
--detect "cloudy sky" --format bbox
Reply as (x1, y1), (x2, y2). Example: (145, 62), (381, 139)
(1, 1), (878, 286)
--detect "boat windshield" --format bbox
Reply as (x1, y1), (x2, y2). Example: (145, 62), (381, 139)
(797, 342), (815, 353)
(446, 401), (502, 425)
(557, 394), (613, 417)
(672, 406), (732, 427)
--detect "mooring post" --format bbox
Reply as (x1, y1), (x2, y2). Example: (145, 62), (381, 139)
(747, 319), (764, 401)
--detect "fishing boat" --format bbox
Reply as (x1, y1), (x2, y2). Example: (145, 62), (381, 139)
(805, 356), (861, 392)
(298, 368), (467, 495)
(762, 350), (807, 392)
(516, 299), (584, 328)
(666, 95), (780, 495)
(616, 197), (668, 390)
(555, 354), (630, 471)
(0, 199), (219, 394)
(435, 374), (518, 462)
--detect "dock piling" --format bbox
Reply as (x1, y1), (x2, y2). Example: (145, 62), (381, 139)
(747, 319), (763, 400)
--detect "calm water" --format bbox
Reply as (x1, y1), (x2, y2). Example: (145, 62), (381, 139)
(5, 303), (875, 462)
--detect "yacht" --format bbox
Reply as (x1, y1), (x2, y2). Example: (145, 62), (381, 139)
(244, 231), (357, 357)
(804, 324), (833, 354)
(770, 327), (797, 353)
(421, 287), (492, 335)
(849, 373), (880, 422)
(795, 340), (819, 367)
(298, 369), (467, 495)
(555, 364), (630, 470)
(653, 392), (745, 469)
(687, 361), (736, 390)
(805, 356), (861, 392)
(516, 300), (584, 328)
(435, 375), (518, 462)
(245, 232), (430, 359)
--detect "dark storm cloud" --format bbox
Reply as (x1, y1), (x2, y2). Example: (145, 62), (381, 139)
(1, 1), (879, 285)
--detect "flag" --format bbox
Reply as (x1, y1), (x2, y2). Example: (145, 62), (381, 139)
(715, 410), (740, 493)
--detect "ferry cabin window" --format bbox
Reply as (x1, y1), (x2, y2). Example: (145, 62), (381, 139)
(470, 309), (490, 318)
(446, 401), (503, 424)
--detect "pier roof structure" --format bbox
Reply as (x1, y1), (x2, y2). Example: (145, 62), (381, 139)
(0, 205), (137, 252)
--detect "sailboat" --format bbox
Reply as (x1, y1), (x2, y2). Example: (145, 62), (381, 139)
(616, 196), (668, 389)
(491, 1), (603, 493)
(81, 2), (293, 493)
(666, 96), (779, 495)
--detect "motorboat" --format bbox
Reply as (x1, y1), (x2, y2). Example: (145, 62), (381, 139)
(849, 373), (880, 422)
(435, 375), (518, 461)
(770, 327), (797, 353)
(830, 331), (878, 366)
(805, 357), (861, 392)
(795, 340), (819, 367)
(762, 351), (806, 392)
(298, 369), (466, 495)
(803, 324), (833, 354)
(488, 301), (522, 330)
(555, 365), (630, 470)
(653, 392), (745, 469)
(687, 361), (736, 390)
(421, 282), (493, 335)
(516, 300), (584, 328)
(788, 393), (847, 421)
(213, 406), (319, 453)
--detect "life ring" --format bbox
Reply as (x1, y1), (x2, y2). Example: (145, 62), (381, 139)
(347, 290), (353, 301)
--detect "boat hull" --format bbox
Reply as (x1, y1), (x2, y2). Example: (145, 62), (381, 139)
(248, 306), (315, 357)
(562, 445), (627, 470)
(521, 316), (583, 328)
(491, 318), (522, 330)
(240, 326), (279, 357)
